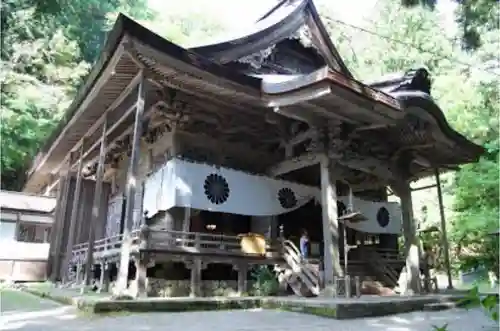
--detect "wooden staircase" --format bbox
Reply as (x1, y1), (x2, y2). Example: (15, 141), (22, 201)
(277, 242), (404, 297)
(279, 240), (320, 297)
(360, 246), (402, 288)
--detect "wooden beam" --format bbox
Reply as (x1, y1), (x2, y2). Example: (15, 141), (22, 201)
(50, 71), (144, 176)
(268, 149), (405, 184)
(44, 101), (161, 194)
(268, 153), (322, 176)
(287, 128), (316, 146)
(30, 44), (126, 176)
(273, 106), (322, 125)
(177, 131), (276, 163)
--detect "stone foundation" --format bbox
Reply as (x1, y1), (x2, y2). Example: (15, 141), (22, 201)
(147, 279), (255, 297)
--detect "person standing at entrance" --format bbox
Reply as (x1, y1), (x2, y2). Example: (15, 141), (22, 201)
(300, 229), (309, 260)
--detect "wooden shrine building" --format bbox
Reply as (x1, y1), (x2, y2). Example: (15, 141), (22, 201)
(22, 0), (483, 297)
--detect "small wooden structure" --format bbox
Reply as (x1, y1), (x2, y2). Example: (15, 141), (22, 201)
(22, 0), (483, 297)
(0, 190), (56, 281)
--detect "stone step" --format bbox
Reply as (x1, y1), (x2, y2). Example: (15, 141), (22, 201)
(422, 301), (459, 312)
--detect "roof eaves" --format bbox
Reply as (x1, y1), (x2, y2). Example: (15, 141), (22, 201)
(23, 14), (264, 190)
(23, 14), (129, 188)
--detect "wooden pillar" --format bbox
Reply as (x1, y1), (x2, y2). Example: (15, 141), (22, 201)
(435, 169), (453, 289)
(320, 156), (342, 294)
(190, 258), (202, 297)
(83, 119), (108, 288)
(75, 261), (82, 286)
(14, 213), (21, 241)
(115, 71), (146, 294)
(62, 144), (85, 284)
(189, 233), (202, 297)
(398, 183), (421, 295)
(50, 170), (71, 282)
(132, 257), (148, 298)
(268, 216), (278, 240)
(97, 261), (106, 293)
(75, 189), (86, 245)
(182, 208), (191, 232)
(102, 262), (111, 292)
(129, 226), (150, 297)
(235, 263), (248, 296)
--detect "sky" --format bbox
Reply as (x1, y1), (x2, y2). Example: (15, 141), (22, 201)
(147, 0), (458, 34)
(148, 0), (379, 27)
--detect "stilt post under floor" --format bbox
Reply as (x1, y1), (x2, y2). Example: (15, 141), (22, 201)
(235, 263), (248, 296)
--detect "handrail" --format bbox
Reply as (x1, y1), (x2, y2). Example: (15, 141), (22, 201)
(283, 239), (302, 257)
(283, 240), (319, 294)
(362, 246), (399, 285)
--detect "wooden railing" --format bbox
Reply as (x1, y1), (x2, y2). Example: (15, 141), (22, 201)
(71, 231), (141, 262)
(70, 229), (277, 261)
(374, 248), (402, 261)
(148, 230), (250, 255)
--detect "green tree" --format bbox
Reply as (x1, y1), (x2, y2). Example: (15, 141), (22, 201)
(401, 0), (500, 50)
(32, 0), (154, 63)
(0, 0), (152, 189)
(0, 5), (89, 189)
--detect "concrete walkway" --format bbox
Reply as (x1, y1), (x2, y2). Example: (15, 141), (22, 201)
(1, 306), (496, 331)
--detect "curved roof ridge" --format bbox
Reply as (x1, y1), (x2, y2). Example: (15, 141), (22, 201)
(190, 0), (308, 62)
(257, 0), (290, 22)
(191, 0), (354, 78)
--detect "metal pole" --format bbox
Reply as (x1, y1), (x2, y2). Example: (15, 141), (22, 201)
(343, 224), (348, 274)
(435, 168), (453, 289)
(83, 119), (108, 288)
(62, 144), (85, 284)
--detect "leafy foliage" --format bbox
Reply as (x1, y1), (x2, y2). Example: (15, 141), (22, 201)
(401, 0), (500, 50)
(1, 4), (89, 189)
(250, 266), (279, 296)
(0, 0), (152, 189)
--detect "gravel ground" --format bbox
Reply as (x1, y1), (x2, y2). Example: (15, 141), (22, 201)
(1, 304), (497, 331)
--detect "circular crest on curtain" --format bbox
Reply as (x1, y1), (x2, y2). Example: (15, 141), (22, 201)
(278, 187), (297, 209)
(377, 206), (390, 227)
(204, 173), (230, 204)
